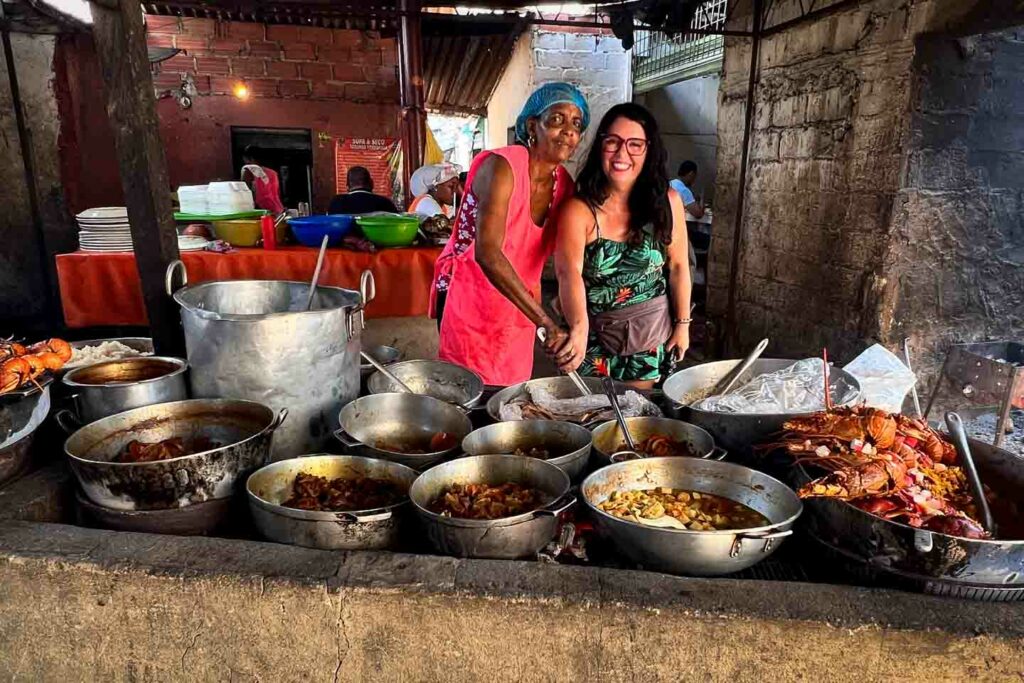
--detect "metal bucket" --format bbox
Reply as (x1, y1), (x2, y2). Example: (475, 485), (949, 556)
(166, 261), (374, 460)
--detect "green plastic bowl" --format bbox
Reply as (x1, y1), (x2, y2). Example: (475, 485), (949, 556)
(356, 214), (420, 247)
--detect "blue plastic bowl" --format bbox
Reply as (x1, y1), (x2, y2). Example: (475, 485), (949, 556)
(289, 215), (356, 247)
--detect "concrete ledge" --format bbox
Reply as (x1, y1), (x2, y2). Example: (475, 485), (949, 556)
(1, 519), (1023, 680)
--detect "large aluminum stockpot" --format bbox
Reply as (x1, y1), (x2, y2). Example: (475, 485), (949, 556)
(247, 454), (418, 550)
(590, 416), (723, 467)
(368, 359), (484, 409)
(795, 436), (1024, 586)
(409, 455), (574, 559)
(62, 356), (188, 424)
(65, 398), (287, 510)
(582, 457), (803, 576)
(662, 359), (862, 455)
(166, 261), (373, 460)
(461, 420), (592, 482)
(335, 393), (472, 470)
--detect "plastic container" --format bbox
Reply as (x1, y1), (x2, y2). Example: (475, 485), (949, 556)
(288, 215), (356, 247)
(356, 214), (419, 247)
(177, 185), (209, 215)
(207, 181), (255, 215)
(212, 219), (262, 247)
(260, 215), (277, 250)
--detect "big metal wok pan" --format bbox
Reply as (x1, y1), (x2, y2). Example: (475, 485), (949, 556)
(794, 436), (1024, 585)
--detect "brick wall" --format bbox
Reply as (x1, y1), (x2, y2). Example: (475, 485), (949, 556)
(709, 0), (1023, 386)
(146, 17), (399, 103)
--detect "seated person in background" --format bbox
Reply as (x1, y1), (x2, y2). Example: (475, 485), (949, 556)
(669, 160), (705, 220)
(328, 166), (399, 215)
(408, 163), (461, 218)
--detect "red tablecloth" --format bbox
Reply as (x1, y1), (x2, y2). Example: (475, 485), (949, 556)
(55, 246), (442, 328)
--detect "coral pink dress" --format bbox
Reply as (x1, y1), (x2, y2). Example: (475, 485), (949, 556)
(431, 146), (573, 386)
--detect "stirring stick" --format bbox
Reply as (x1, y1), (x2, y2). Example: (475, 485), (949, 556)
(303, 235), (330, 311)
(823, 348), (833, 411)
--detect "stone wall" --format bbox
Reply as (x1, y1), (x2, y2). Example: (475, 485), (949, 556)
(881, 28), (1024, 381)
(709, 0), (1024, 385)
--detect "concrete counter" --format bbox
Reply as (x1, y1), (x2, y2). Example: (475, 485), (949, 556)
(0, 466), (1022, 680)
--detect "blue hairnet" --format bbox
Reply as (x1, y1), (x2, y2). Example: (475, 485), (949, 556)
(514, 82), (590, 144)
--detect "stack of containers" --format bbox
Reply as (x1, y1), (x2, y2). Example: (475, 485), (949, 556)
(177, 186), (209, 215)
(207, 182), (255, 214)
(177, 183), (255, 216)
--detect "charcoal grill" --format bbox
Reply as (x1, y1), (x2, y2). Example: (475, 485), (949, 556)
(924, 341), (1024, 449)
(806, 531), (1024, 602)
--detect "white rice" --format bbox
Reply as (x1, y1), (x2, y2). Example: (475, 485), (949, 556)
(66, 341), (152, 368)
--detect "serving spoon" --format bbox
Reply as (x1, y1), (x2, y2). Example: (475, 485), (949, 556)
(945, 411), (996, 535)
(360, 350), (415, 395)
(603, 376), (643, 463)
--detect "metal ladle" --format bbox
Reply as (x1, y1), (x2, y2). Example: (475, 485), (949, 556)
(945, 411), (996, 535)
(536, 327), (592, 396)
(709, 337), (769, 397)
(303, 235), (330, 311)
(603, 376), (642, 462)
(360, 350), (415, 395)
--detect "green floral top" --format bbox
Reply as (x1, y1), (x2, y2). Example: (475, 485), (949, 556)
(579, 221), (669, 382)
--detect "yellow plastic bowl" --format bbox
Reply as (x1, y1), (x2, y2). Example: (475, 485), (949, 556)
(212, 219), (262, 247)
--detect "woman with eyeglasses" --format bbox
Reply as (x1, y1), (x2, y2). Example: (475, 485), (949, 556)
(554, 102), (692, 388)
(430, 82), (589, 386)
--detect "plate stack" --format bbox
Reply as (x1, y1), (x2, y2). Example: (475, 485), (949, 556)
(76, 207), (133, 252)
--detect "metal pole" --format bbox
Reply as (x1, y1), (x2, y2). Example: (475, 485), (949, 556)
(1, 11), (59, 330)
(722, 0), (762, 355)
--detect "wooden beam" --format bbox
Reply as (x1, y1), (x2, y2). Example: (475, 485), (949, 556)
(398, 0), (425, 205)
(89, 0), (185, 356)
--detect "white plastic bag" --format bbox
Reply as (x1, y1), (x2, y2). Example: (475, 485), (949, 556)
(843, 344), (916, 413)
(694, 358), (857, 414)
(497, 384), (661, 423)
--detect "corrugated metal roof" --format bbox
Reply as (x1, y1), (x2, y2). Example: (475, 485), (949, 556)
(422, 20), (524, 115)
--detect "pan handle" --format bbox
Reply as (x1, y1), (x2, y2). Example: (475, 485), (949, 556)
(730, 529), (793, 557)
(164, 259), (188, 296)
(333, 427), (362, 449)
(534, 493), (577, 518)
(270, 408), (289, 431)
(54, 408), (81, 435)
(707, 447), (728, 461)
(337, 509), (392, 523)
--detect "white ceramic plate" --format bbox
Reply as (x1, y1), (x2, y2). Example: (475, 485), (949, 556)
(76, 207), (128, 220)
(80, 246), (133, 252)
(76, 220), (131, 227)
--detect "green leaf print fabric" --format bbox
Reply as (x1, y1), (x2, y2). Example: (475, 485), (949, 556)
(579, 225), (668, 382)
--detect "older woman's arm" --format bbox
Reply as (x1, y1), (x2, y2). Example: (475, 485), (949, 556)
(664, 190), (693, 361)
(554, 198), (593, 372)
(473, 154), (571, 358)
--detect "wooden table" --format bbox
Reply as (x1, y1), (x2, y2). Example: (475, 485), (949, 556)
(55, 246), (442, 328)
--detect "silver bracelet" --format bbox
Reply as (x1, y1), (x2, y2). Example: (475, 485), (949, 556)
(673, 317), (693, 326)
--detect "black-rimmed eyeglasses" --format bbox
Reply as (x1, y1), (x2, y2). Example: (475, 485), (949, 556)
(600, 134), (649, 155)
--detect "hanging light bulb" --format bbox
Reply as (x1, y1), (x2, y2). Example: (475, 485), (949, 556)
(233, 81), (250, 100)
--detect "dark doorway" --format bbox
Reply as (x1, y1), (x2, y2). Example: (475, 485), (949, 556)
(230, 127), (313, 209)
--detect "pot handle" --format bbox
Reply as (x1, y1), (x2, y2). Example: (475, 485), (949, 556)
(534, 493), (577, 518)
(333, 427), (362, 449)
(730, 529), (793, 557)
(270, 408), (289, 431)
(164, 259), (188, 296)
(337, 509), (393, 524)
(54, 408), (81, 435)
(708, 447), (728, 461)
(348, 270), (377, 338)
(610, 451), (643, 464)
